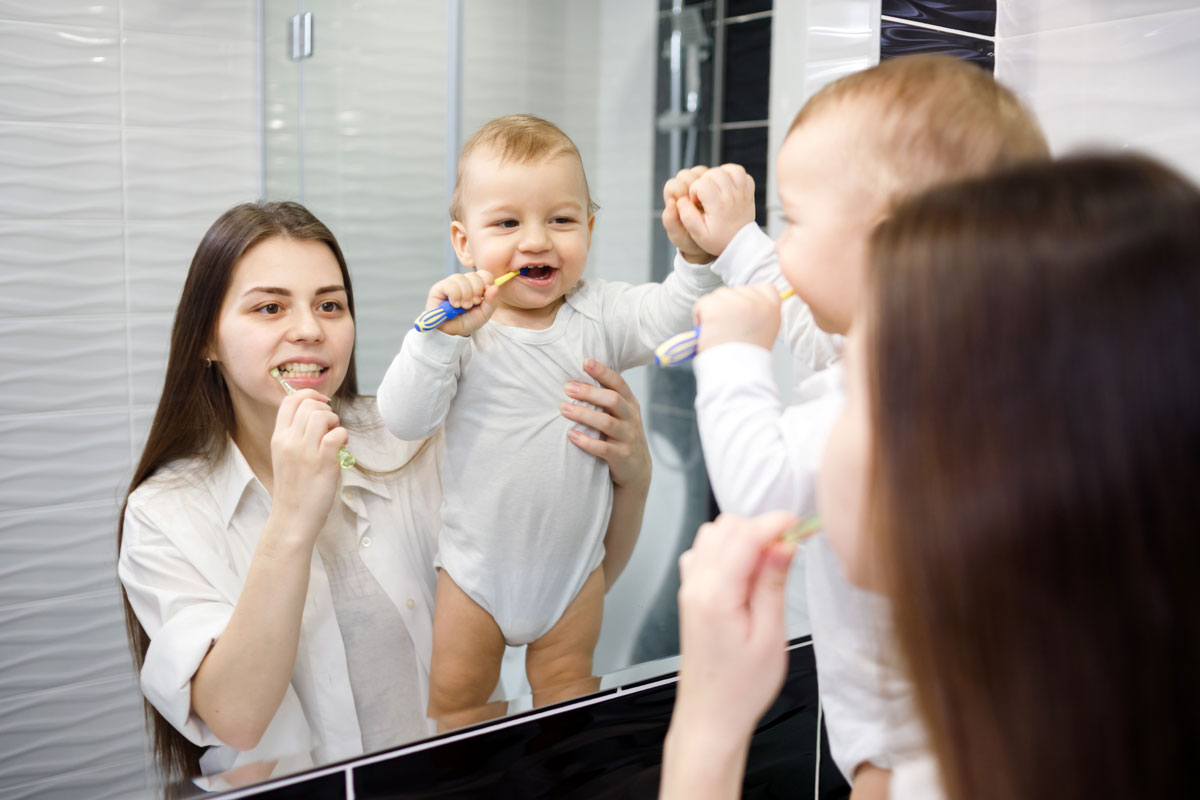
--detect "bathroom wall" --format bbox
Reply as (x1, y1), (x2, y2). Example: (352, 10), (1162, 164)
(995, 0), (1200, 183)
(0, 2), (261, 797)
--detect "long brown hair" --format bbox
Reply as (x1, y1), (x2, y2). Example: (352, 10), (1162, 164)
(118, 201), (358, 783)
(865, 154), (1200, 800)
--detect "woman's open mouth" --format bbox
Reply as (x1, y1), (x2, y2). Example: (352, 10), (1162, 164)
(275, 362), (327, 380)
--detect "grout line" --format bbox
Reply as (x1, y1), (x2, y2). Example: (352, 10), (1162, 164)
(116, 0), (137, 472)
(881, 14), (995, 42)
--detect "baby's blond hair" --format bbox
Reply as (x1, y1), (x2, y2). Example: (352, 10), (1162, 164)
(449, 114), (598, 221)
(791, 55), (1049, 210)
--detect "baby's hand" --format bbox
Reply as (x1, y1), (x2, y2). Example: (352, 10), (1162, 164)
(693, 284), (781, 354)
(427, 270), (499, 337)
(662, 166), (715, 265)
(676, 164), (755, 257)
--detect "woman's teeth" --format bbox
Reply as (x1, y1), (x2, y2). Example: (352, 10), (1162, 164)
(277, 362), (323, 378)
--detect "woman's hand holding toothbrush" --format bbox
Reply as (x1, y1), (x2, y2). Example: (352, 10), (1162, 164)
(267, 388), (347, 544)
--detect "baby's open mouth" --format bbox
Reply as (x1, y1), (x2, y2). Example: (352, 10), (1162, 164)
(520, 265), (556, 282)
(275, 362), (326, 379)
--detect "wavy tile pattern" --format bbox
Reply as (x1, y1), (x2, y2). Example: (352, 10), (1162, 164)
(0, 2), (259, 796)
(883, 0), (996, 37)
(997, 0), (1198, 38)
(881, 18), (994, 70)
(0, 21), (121, 123)
(0, 222), (124, 316)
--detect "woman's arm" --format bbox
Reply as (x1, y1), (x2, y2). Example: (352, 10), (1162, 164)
(560, 359), (652, 591)
(190, 390), (347, 750)
(660, 512), (797, 800)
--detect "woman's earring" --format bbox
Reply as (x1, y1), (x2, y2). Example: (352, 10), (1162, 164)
(204, 357), (213, 368)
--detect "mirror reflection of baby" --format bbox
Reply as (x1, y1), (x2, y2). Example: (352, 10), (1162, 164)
(377, 115), (721, 725)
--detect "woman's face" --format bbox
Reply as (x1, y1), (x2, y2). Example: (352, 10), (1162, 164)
(208, 236), (355, 433)
(817, 323), (877, 590)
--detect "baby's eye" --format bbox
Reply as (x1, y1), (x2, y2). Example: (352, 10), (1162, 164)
(496, 219), (519, 229)
(552, 216), (575, 225)
(256, 302), (283, 315)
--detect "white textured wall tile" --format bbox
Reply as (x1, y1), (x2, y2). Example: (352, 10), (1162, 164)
(0, 674), (147, 786)
(123, 31), (257, 131)
(124, 126), (259, 220)
(0, 21), (121, 124)
(0, 502), (121, 607)
(0, 222), (124, 316)
(126, 222), (207, 314)
(0, 316), (129, 414)
(0, 1), (118, 28)
(6, 758), (151, 800)
(0, 411), (130, 511)
(997, 0), (1199, 38)
(588, 0), (656, 286)
(131, 405), (155, 458)
(128, 314), (173, 406)
(0, 121), (122, 219)
(996, 8), (1200, 183)
(0, 591), (134, 699)
(122, 0), (256, 40)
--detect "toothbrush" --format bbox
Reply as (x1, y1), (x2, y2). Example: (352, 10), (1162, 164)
(413, 268), (527, 332)
(779, 515), (821, 544)
(654, 288), (796, 367)
(270, 368), (356, 469)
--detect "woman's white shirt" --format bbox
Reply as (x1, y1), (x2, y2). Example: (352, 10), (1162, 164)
(890, 756), (946, 800)
(118, 398), (442, 776)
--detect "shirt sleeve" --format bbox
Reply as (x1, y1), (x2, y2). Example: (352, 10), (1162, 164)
(119, 497), (234, 748)
(599, 256), (723, 369)
(119, 493), (315, 764)
(376, 328), (470, 440)
(806, 534), (929, 781)
(693, 342), (840, 517)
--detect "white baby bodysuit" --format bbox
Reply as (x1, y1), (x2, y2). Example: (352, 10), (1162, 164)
(378, 266), (719, 645)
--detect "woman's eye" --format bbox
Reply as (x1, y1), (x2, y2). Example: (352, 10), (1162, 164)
(257, 303), (282, 315)
(319, 301), (341, 313)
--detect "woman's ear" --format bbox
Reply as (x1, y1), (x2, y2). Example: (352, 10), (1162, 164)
(450, 220), (473, 267)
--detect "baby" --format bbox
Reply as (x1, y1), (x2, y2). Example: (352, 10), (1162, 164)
(378, 114), (720, 723)
(664, 56), (1050, 796)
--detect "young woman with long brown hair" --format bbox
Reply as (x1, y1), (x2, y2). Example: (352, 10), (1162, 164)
(117, 201), (652, 785)
(661, 153), (1200, 799)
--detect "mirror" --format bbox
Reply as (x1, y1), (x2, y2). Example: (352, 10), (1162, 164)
(0, 0), (879, 796)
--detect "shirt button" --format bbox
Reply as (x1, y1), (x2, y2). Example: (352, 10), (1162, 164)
(360, 536), (372, 548)
(405, 598), (415, 610)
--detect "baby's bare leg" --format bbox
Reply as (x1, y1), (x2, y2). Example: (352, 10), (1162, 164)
(525, 565), (604, 707)
(428, 569), (507, 730)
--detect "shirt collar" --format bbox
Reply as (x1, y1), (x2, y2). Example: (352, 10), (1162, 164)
(211, 439), (262, 528)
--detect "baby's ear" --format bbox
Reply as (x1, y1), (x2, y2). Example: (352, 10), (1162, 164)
(450, 220), (474, 267)
(586, 214), (596, 247)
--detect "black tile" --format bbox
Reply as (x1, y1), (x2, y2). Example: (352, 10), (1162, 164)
(719, 126), (769, 228)
(882, 0), (996, 38)
(351, 641), (847, 799)
(727, 0), (772, 16)
(722, 16), (771, 123)
(880, 19), (994, 72)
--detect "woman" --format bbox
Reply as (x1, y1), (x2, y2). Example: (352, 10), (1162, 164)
(118, 202), (652, 783)
(661, 153), (1200, 799)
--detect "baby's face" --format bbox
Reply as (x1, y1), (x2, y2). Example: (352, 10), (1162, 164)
(452, 150), (594, 328)
(774, 110), (883, 335)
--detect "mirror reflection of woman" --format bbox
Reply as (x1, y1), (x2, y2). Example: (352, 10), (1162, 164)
(117, 202), (652, 785)
(661, 154), (1200, 800)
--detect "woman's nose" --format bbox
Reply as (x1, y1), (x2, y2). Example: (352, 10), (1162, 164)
(288, 308), (325, 341)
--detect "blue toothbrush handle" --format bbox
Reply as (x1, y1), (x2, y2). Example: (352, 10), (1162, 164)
(414, 300), (468, 332)
(654, 325), (701, 367)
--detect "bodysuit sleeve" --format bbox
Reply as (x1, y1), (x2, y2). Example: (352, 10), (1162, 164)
(594, 255), (722, 370)
(376, 329), (471, 440)
(693, 343), (842, 517)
